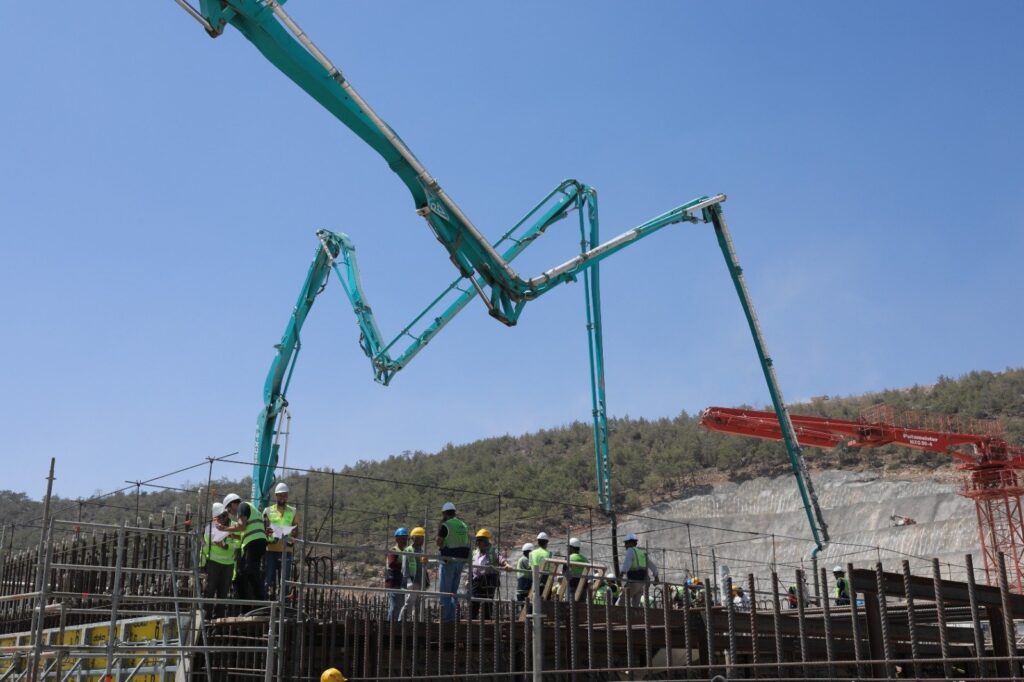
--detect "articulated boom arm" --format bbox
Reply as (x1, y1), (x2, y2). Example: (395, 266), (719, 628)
(185, 0), (719, 325)
(700, 406), (1024, 467)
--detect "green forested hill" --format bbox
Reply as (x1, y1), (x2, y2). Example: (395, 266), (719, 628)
(3, 368), (1023, 552)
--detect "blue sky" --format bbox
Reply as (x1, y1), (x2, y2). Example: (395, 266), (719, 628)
(1, 2), (1021, 500)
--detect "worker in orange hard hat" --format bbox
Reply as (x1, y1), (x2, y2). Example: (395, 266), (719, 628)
(470, 528), (508, 619)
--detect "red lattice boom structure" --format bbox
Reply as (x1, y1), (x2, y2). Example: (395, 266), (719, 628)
(700, 404), (1024, 592)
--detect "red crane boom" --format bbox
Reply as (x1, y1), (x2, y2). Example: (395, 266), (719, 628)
(700, 405), (1024, 592)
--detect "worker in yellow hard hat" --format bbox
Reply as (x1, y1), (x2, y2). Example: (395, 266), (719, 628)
(321, 668), (347, 682)
(399, 527), (430, 621)
(470, 528), (508, 619)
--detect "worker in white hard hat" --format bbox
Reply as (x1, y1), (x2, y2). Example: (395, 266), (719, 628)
(201, 501), (236, 619)
(264, 481), (299, 598)
(616, 532), (659, 607)
(563, 537), (588, 600)
(435, 501), (469, 622)
(832, 565), (850, 606)
(219, 491), (270, 602)
(529, 532), (553, 599)
(515, 543), (535, 602)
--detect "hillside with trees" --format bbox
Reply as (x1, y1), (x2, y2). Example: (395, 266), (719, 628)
(3, 368), (1022, 554)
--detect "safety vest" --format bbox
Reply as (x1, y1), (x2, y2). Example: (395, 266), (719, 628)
(529, 546), (551, 569)
(440, 517), (470, 558)
(240, 502), (268, 549)
(201, 523), (237, 566)
(568, 552), (588, 577)
(515, 555), (532, 592)
(626, 547), (648, 581)
(593, 585), (611, 606)
(834, 576), (850, 600)
(265, 504), (296, 552)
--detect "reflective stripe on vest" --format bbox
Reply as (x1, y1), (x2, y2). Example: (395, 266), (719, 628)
(240, 503), (266, 548)
(266, 504), (296, 526)
(593, 585), (610, 605)
(626, 547), (648, 581)
(202, 524), (237, 566)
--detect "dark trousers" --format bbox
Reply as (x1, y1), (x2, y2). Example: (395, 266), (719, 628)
(470, 578), (498, 619)
(204, 561), (234, 619)
(237, 540), (267, 602)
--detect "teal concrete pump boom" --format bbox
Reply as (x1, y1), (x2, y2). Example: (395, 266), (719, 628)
(176, 0), (828, 555)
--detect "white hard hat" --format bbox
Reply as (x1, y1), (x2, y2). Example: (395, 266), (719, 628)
(274, 482), (289, 495)
(536, 532), (549, 541)
(569, 537), (582, 548)
(441, 501), (456, 512)
(624, 532), (638, 543)
(222, 493), (241, 507)
(832, 565), (844, 573)
(211, 502), (225, 517)
(605, 570), (617, 579)
(522, 542), (535, 552)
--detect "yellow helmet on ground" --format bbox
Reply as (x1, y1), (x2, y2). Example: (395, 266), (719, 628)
(410, 527), (426, 538)
(321, 668), (347, 682)
(475, 528), (492, 540)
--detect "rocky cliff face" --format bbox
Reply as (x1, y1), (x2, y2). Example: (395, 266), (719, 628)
(562, 469), (983, 598)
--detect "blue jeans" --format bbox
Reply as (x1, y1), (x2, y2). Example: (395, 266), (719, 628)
(438, 557), (465, 622)
(263, 551), (293, 596)
(386, 590), (405, 621)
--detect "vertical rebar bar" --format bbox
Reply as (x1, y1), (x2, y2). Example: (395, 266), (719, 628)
(663, 583), (673, 669)
(683, 582), (693, 677)
(900, 560), (921, 680)
(848, 564), (865, 680)
(532, 565), (543, 682)
(965, 553), (986, 680)
(795, 569), (809, 679)
(932, 556), (953, 680)
(103, 520), (127, 681)
(874, 562), (894, 681)
(28, 458), (56, 682)
(997, 552), (1018, 682)
(771, 571), (783, 681)
(704, 574), (716, 679)
(724, 575), (737, 679)
(642, 582), (652, 669)
(746, 573), (758, 679)
(819, 567), (834, 681)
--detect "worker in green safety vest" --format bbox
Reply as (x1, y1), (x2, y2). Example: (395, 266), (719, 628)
(222, 492), (270, 602)
(833, 566), (850, 606)
(435, 501), (470, 622)
(398, 526), (429, 621)
(593, 570), (616, 606)
(563, 537), (588, 601)
(201, 502), (238, 619)
(263, 482), (299, 599)
(617, 532), (659, 607)
(529, 532), (553, 599)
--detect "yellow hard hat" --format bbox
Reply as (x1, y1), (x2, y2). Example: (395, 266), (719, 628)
(410, 527), (426, 538)
(321, 668), (347, 682)
(475, 528), (492, 540)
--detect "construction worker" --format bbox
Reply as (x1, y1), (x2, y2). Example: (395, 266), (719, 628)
(263, 482), (299, 599)
(833, 566), (850, 606)
(222, 492), (270, 601)
(529, 532), (553, 598)
(320, 668), (347, 682)
(515, 543), (534, 602)
(470, 528), (508, 619)
(399, 527), (429, 622)
(436, 501), (470, 622)
(593, 570), (616, 606)
(617, 532), (658, 607)
(787, 585), (799, 609)
(564, 537), (588, 601)
(385, 527), (410, 621)
(732, 585), (751, 611)
(201, 502), (237, 620)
